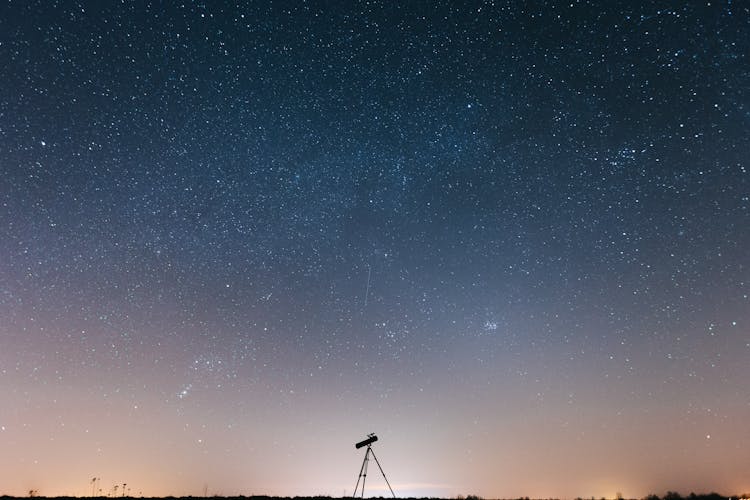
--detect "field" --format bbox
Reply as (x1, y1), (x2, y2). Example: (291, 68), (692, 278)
(2, 493), (747, 500)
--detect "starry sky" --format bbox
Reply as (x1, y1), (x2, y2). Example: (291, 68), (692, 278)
(1, 1), (749, 498)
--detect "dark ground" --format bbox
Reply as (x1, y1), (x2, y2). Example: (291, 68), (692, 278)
(3, 493), (749, 500)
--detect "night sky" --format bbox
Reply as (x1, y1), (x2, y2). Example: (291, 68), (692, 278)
(1, 1), (749, 498)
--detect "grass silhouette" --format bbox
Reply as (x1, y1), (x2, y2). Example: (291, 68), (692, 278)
(1, 493), (749, 500)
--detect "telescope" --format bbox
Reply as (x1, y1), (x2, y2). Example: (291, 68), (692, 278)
(352, 433), (395, 498)
(355, 433), (378, 449)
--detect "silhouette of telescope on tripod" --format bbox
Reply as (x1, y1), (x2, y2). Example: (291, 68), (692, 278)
(355, 434), (378, 449)
(352, 433), (395, 498)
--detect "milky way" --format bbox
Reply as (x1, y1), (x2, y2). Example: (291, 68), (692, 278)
(1, 2), (748, 498)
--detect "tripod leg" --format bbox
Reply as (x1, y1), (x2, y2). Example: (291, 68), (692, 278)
(353, 447), (369, 498)
(361, 448), (369, 498)
(368, 448), (396, 498)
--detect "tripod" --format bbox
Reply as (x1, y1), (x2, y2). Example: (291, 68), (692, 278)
(353, 442), (395, 498)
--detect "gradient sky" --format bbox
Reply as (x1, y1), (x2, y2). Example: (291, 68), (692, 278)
(1, 1), (749, 498)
